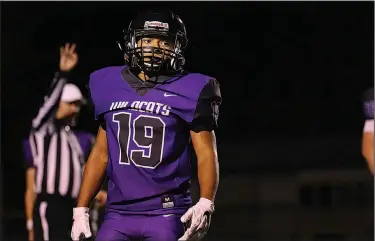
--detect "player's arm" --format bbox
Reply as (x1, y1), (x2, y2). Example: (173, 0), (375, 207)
(25, 168), (36, 226)
(22, 138), (36, 240)
(71, 81), (107, 240)
(32, 43), (77, 130)
(83, 134), (108, 207)
(179, 79), (222, 241)
(362, 120), (374, 175)
(190, 78), (222, 201)
(25, 168), (36, 241)
(190, 130), (219, 201)
(72, 127), (107, 240)
(76, 126), (108, 208)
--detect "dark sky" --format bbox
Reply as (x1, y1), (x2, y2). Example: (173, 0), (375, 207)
(1, 1), (374, 209)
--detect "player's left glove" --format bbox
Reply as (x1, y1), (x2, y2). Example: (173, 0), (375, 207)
(71, 207), (92, 241)
(178, 198), (215, 241)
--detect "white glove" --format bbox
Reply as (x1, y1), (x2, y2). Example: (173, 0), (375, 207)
(178, 198), (215, 241)
(71, 207), (92, 241)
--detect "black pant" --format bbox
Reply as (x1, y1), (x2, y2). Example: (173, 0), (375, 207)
(33, 195), (75, 241)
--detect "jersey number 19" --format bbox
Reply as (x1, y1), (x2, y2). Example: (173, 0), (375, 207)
(113, 112), (166, 169)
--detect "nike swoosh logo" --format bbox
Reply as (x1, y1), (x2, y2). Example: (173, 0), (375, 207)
(164, 93), (177, 97)
(163, 214), (174, 217)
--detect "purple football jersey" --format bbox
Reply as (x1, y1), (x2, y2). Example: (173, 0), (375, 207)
(74, 131), (95, 159)
(89, 65), (221, 214)
(363, 87), (374, 120)
(23, 138), (35, 168)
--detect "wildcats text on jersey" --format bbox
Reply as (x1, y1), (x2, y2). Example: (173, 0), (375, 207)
(110, 101), (172, 116)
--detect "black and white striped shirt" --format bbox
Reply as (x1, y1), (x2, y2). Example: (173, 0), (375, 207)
(23, 72), (94, 199)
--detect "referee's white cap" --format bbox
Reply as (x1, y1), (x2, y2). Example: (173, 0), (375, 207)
(61, 84), (87, 104)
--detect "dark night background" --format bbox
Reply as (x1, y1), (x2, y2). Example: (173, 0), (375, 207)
(1, 1), (374, 241)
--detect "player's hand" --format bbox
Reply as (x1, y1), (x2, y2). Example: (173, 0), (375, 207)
(71, 207), (92, 241)
(94, 190), (107, 208)
(60, 43), (78, 72)
(178, 198), (215, 241)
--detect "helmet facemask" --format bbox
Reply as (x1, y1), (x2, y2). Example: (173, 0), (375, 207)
(124, 30), (186, 77)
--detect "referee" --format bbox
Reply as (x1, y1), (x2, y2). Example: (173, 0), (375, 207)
(23, 43), (107, 241)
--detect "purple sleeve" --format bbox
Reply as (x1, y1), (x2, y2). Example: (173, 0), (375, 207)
(88, 67), (112, 121)
(362, 88), (374, 120)
(189, 78), (222, 132)
(75, 131), (95, 160)
(22, 139), (35, 168)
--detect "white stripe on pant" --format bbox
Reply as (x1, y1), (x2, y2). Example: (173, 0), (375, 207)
(39, 201), (49, 241)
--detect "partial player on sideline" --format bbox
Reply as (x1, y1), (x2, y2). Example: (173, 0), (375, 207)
(361, 87), (374, 175)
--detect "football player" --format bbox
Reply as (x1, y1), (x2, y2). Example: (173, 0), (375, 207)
(71, 9), (222, 241)
(361, 87), (374, 175)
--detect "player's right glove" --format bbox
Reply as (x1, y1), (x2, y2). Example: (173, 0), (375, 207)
(71, 207), (92, 241)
